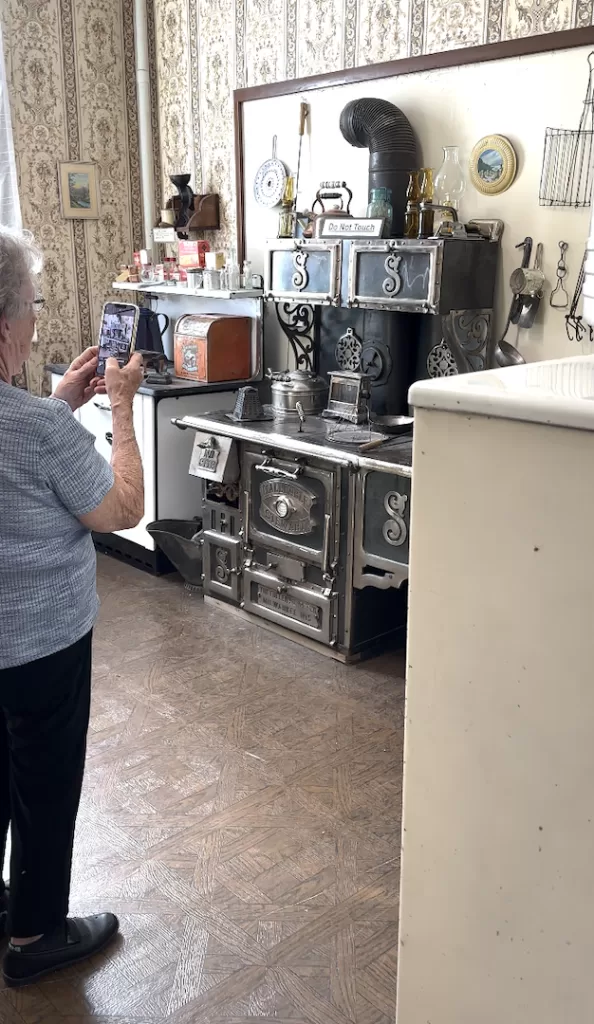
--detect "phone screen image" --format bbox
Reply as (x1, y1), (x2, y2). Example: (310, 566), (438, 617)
(97, 303), (139, 376)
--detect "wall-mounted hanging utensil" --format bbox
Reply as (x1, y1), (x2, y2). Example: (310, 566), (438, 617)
(540, 51), (594, 208)
(550, 241), (569, 309)
(565, 247), (594, 342)
(254, 136), (288, 208)
(493, 237), (533, 367)
(295, 102), (309, 202)
(509, 237), (533, 326)
(516, 243), (544, 329)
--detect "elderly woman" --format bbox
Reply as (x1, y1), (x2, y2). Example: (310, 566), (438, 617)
(0, 226), (144, 986)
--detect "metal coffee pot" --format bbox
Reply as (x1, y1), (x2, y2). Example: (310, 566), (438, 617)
(266, 368), (329, 418)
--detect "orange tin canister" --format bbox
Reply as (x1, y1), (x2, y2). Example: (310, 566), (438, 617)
(174, 314), (251, 382)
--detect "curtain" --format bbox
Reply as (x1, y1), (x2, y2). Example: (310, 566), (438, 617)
(0, 22), (21, 229)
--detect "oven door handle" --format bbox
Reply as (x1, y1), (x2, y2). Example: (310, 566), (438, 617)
(255, 458), (304, 480)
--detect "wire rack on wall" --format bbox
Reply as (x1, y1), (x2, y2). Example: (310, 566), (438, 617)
(539, 51), (594, 208)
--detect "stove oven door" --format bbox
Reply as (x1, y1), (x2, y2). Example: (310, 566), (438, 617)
(243, 566), (337, 645)
(242, 447), (341, 646)
(242, 448), (339, 568)
(353, 469), (410, 589)
(202, 531), (242, 603)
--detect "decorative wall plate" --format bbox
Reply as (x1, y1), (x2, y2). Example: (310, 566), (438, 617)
(470, 135), (517, 196)
(253, 135), (287, 208)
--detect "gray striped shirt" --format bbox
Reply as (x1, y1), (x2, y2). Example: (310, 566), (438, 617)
(0, 381), (114, 669)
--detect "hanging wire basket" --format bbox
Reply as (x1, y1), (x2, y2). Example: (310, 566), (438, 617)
(539, 51), (594, 208)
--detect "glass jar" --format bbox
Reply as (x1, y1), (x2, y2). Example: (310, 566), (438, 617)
(186, 268), (203, 290)
(278, 206), (296, 239)
(203, 269), (220, 291)
(367, 187), (393, 236)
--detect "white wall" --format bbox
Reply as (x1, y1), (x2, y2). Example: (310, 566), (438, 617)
(243, 45), (594, 366)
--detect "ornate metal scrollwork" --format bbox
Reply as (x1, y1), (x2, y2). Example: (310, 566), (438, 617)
(382, 490), (408, 547)
(275, 301), (315, 371)
(215, 547), (231, 583)
(292, 250), (309, 291)
(441, 309), (492, 373)
(427, 342), (458, 378)
(335, 327), (362, 371)
(382, 253), (402, 296)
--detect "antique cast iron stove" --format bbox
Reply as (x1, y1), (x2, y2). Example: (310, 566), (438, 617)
(173, 412), (411, 662)
(266, 234), (500, 415)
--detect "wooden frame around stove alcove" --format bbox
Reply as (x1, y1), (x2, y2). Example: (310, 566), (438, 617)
(233, 25), (594, 264)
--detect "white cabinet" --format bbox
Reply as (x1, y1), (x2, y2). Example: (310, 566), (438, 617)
(50, 372), (235, 568)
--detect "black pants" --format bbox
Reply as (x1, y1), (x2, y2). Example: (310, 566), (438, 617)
(0, 632), (92, 936)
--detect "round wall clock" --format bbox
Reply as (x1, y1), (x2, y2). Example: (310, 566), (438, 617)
(253, 135), (287, 208)
(470, 135), (517, 196)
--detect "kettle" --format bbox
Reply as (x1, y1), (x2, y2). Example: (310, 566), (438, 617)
(310, 181), (353, 238)
(266, 368), (329, 418)
(135, 307), (169, 355)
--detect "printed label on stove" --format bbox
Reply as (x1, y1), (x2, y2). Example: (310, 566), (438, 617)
(259, 478), (316, 535)
(257, 585), (321, 628)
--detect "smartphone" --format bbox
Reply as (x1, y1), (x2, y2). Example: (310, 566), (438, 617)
(97, 302), (140, 376)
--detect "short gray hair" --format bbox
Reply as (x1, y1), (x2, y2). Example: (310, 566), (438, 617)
(0, 226), (43, 320)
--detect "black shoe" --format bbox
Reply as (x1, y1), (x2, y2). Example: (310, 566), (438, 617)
(3, 913), (119, 987)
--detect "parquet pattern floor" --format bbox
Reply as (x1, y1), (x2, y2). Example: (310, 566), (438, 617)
(0, 555), (405, 1024)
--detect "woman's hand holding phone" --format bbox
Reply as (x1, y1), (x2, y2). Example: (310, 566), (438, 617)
(105, 354), (144, 410)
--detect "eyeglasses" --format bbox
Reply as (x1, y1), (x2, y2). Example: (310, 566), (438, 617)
(32, 297), (45, 314)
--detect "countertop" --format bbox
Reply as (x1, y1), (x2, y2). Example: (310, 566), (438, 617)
(46, 363), (251, 398)
(409, 354), (594, 432)
(173, 410), (413, 475)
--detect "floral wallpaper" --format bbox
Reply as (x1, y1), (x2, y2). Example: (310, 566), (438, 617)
(2, 0), (588, 395)
(152, 0), (591, 252)
(2, 0), (142, 395)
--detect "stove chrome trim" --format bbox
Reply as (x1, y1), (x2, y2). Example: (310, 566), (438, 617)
(347, 239), (443, 313)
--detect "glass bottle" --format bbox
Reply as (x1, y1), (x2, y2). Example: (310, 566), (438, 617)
(404, 172), (421, 239)
(226, 251), (241, 291)
(434, 146), (465, 211)
(241, 259), (252, 289)
(278, 176), (296, 239)
(434, 146), (465, 235)
(367, 187), (393, 236)
(278, 205), (295, 239)
(418, 167), (434, 238)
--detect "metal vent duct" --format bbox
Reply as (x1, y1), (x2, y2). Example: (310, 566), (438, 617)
(339, 98), (417, 237)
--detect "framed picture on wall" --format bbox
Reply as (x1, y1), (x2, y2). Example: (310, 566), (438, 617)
(58, 161), (100, 219)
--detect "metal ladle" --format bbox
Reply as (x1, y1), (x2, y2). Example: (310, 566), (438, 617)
(493, 237), (532, 367)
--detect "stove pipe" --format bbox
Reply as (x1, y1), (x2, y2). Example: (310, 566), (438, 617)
(339, 98), (417, 237)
